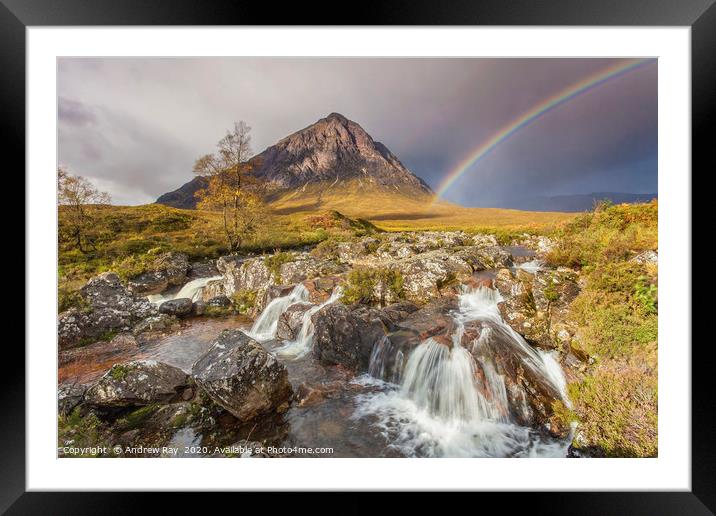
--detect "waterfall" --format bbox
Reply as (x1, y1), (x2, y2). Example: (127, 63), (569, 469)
(515, 259), (544, 274)
(246, 284), (310, 342)
(147, 275), (222, 306)
(274, 287), (343, 359)
(356, 285), (570, 457)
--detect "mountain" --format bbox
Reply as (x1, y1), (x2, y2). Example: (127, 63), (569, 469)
(156, 113), (432, 209)
(511, 192), (658, 212)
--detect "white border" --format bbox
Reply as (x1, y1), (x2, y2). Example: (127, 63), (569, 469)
(27, 27), (691, 491)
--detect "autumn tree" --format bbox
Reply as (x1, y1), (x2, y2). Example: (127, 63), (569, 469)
(57, 167), (112, 253)
(193, 121), (266, 252)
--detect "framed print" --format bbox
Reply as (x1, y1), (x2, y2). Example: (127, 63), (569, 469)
(5, 0), (712, 511)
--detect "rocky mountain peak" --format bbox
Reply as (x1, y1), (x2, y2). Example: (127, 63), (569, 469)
(156, 113), (432, 209)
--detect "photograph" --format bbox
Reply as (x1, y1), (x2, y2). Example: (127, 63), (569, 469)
(55, 56), (659, 459)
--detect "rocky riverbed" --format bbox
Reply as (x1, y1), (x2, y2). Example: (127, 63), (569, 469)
(58, 230), (596, 458)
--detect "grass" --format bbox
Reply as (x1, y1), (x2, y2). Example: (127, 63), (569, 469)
(547, 200), (658, 457)
(341, 267), (405, 306)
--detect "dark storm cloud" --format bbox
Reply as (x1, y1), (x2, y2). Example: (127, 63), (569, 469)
(57, 57), (657, 207)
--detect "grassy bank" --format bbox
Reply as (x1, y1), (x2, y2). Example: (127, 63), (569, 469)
(547, 200), (658, 457)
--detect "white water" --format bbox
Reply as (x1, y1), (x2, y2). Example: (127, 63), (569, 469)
(355, 285), (571, 457)
(147, 276), (222, 306)
(515, 259), (544, 274)
(246, 284), (310, 342)
(274, 287), (343, 359)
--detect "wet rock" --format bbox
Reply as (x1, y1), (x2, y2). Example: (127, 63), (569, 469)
(158, 298), (193, 317)
(191, 330), (293, 421)
(494, 267), (580, 350)
(460, 319), (566, 435)
(276, 302), (313, 341)
(192, 300), (206, 316)
(126, 253), (190, 295)
(255, 284), (296, 313)
(200, 279), (226, 301)
(188, 260), (219, 279)
(85, 360), (192, 409)
(394, 299), (457, 341)
(58, 383), (87, 415)
(207, 295), (232, 308)
(216, 255), (271, 296)
(295, 381), (344, 407)
(132, 313), (180, 335)
(312, 303), (388, 371)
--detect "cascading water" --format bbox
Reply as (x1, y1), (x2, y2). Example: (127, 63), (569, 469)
(274, 287), (343, 359)
(147, 275), (222, 306)
(355, 285), (571, 457)
(246, 284), (310, 341)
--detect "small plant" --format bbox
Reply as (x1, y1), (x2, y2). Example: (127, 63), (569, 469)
(264, 251), (295, 283)
(233, 289), (257, 314)
(341, 267), (404, 306)
(543, 283), (560, 303)
(634, 276), (658, 314)
(109, 364), (129, 381)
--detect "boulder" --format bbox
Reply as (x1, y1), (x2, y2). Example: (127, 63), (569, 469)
(460, 319), (566, 435)
(216, 256), (271, 296)
(311, 303), (388, 371)
(279, 253), (346, 285)
(58, 383), (87, 415)
(494, 267), (580, 350)
(207, 295), (232, 307)
(192, 300), (206, 316)
(191, 330), (293, 421)
(84, 360), (192, 409)
(158, 298), (193, 317)
(126, 253), (190, 295)
(276, 302), (313, 341)
(132, 313), (180, 335)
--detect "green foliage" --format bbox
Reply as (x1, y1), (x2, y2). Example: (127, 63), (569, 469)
(116, 404), (158, 431)
(341, 267), (405, 306)
(634, 276), (658, 314)
(233, 289), (257, 314)
(543, 283), (560, 303)
(546, 200), (657, 268)
(58, 286), (90, 313)
(58, 408), (108, 457)
(109, 364), (129, 381)
(264, 251), (295, 283)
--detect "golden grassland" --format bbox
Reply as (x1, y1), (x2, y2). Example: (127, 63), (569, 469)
(59, 186), (575, 297)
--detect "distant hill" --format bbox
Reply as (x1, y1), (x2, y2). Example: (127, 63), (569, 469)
(156, 112), (432, 209)
(511, 192), (658, 212)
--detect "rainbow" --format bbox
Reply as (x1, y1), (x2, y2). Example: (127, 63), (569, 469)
(432, 58), (657, 203)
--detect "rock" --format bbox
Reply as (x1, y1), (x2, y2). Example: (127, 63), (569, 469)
(460, 319), (566, 434)
(126, 253), (190, 295)
(200, 279), (226, 301)
(394, 299), (457, 341)
(188, 260), (219, 279)
(59, 272), (161, 349)
(216, 255), (271, 297)
(85, 360), (192, 409)
(132, 313), (179, 335)
(631, 249), (658, 265)
(276, 302), (313, 341)
(58, 383), (87, 415)
(254, 284), (295, 313)
(158, 298), (193, 317)
(192, 300), (206, 316)
(191, 330), (293, 421)
(207, 295), (232, 307)
(311, 303), (388, 371)
(279, 253), (346, 284)
(494, 267), (579, 350)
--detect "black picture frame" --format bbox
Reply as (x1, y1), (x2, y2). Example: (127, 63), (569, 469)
(4, 0), (710, 512)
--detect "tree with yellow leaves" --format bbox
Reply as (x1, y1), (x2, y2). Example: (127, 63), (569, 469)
(193, 121), (266, 252)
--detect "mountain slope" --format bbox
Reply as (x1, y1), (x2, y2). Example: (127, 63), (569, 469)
(156, 113), (432, 209)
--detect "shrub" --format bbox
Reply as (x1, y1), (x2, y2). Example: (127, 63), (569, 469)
(233, 289), (257, 314)
(341, 267), (404, 306)
(264, 251), (295, 283)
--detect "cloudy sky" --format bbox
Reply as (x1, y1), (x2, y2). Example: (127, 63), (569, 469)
(58, 57), (657, 207)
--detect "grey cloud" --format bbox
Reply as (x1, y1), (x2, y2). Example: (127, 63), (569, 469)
(57, 57), (657, 207)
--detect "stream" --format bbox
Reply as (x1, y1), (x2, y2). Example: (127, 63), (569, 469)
(59, 266), (572, 458)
